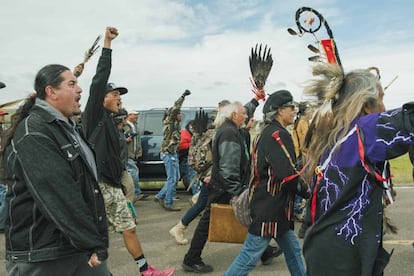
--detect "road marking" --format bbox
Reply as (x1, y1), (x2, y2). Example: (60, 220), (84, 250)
(395, 186), (414, 189)
(383, 240), (414, 245)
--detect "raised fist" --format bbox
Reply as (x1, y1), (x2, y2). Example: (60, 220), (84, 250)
(105, 27), (119, 41)
(182, 89), (191, 97)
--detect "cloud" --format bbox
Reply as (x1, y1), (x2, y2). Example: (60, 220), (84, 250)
(1, 0), (414, 117)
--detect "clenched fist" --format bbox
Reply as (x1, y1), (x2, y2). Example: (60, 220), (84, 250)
(182, 89), (191, 97)
(105, 27), (118, 41)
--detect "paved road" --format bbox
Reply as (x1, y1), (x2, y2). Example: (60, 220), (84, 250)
(1, 186), (414, 276)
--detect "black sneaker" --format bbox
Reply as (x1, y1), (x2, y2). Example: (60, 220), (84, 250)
(261, 245), (283, 265)
(182, 261), (213, 273)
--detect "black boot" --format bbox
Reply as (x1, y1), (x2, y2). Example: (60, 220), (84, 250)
(260, 245), (283, 265)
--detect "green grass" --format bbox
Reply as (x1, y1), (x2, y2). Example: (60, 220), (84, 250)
(389, 153), (413, 185)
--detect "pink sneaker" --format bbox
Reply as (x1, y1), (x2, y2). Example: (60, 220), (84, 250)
(141, 265), (175, 276)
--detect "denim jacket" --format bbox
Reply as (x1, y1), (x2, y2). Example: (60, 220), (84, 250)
(4, 103), (108, 262)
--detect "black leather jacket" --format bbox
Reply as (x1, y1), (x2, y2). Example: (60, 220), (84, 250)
(82, 48), (123, 187)
(4, 102), (108, 262)
(210, 119), (249, 196)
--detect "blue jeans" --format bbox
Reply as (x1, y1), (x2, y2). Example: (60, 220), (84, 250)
(179, 156), (199, 194)
(179, 155), (189, 179)
(294, 195), (305, 214)
(182, 182), (208, 226)
(225, 230), (306, 276)
(157, 153), (180, 207)
(0, 184), (7, 231)
(188, 167), (199, 195)
(126, 159), (141, 195)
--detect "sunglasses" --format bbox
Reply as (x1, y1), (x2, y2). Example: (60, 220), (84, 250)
(281, 102), (297, 109)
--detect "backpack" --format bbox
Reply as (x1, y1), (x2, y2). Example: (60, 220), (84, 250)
(188, 129), (214, 173)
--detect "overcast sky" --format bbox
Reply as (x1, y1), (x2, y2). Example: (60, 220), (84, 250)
(1, 0), (413, 117)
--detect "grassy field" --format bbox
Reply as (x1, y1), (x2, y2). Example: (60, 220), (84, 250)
(389, 153), (413, 185)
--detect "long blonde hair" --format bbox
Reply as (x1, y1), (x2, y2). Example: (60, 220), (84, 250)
(304, 63), (382, 181)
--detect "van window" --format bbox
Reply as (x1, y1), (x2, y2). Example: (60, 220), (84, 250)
(143, 112), (164, 136)
(137, 107), (215, 181)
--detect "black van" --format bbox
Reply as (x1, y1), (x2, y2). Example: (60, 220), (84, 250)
(137, 107), (215, 181)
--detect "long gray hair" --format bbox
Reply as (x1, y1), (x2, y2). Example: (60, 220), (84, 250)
(214, 101), (243, 128)
(304, 63), (382, 181)
(258, 110), (278, 133)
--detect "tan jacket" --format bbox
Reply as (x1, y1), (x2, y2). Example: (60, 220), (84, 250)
(292, 118), (309, 157)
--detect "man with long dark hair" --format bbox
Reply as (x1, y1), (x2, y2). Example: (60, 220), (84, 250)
(1, 64), (110, 275)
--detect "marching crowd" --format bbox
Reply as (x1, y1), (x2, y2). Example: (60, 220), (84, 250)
(1, 26), (414, 276)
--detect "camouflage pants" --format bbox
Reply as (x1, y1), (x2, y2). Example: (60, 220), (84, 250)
(99, 181), (136, 233)
(121, 170), (135, 202)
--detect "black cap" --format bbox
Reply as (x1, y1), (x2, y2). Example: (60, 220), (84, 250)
(0, 82), (6, 89)
(262, 90), (294, 114)
(106, 83), (128, 95)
